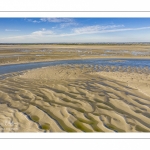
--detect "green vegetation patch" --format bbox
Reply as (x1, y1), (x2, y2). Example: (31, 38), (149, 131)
(41, 123), (50, 131)
(31, 115), (39, 122)
(62, 98), (70, 102)
(78, 118), (104, 132)
(73, 120), (93, 132)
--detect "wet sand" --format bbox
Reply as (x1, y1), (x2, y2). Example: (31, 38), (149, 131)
(1, 44), (150, 66)
(0, 64), (150, 132)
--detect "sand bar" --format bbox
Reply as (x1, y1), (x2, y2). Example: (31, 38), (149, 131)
(0, 64), (150, 132)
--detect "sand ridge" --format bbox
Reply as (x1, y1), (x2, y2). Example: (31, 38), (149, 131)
(0, 64), (150, 132)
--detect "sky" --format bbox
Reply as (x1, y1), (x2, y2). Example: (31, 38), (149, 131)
(0, 18), (150, 43)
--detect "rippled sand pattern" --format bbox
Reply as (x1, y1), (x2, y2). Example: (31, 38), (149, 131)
(0, 65), (150, 132)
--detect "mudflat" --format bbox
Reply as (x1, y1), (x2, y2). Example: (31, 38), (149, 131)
(1, 44), (150, 65)
(0, 44), (150, 132)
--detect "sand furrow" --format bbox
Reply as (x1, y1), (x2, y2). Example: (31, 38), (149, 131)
(0, 64), (150, 132)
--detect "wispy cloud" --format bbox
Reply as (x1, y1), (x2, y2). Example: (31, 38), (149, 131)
(25, 19), (41, 23)
(1, 25), (150, 42)
(31, 28), (54, 36)
(59, 25), (150, 37)
(40, 18), (74, 23)
(73, 25), (124, 34)
(5, 29), (20, 32)
(25, 18), (78, 28)
(32, 20), (41, 23)
(40, 18), (78, 28)
(60, 22), (78, 28)
(26, 18), (75, 24)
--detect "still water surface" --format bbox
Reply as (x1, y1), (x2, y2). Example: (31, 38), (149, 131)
(0, 58), (150, 75)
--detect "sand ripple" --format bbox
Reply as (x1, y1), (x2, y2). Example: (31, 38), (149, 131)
(0, 65), (150, 132)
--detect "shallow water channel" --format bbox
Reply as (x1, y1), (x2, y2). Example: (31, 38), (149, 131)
(0, 58), (150, 75)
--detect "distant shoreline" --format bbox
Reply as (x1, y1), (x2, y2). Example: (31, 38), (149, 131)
(1, 43), (150, 46)
(1, 44), (150, 66)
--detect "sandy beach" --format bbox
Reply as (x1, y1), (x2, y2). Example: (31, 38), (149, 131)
(0, 62), (150, 132)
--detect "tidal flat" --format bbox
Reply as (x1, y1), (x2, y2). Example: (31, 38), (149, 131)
(0, 44), (150, 132)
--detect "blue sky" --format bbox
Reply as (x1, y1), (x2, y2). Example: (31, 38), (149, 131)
(0, 18), (150, 43)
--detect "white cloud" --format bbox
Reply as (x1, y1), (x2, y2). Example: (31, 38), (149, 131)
(96, 26), (150, 34)
(1, 29), (55, 41)
(25, 19), (41, 23)
(73, 25), (124, 34)
(1, 25), (150, 43)
(60, 22), (78, 28)
(32, 20), (41, 23)
(40, 18), (74, 23)
(31, 29), (54, 36)
(25, 18), (78, 28)
(40, 18), (78, 28)
(59, 25), (150, 37)
(52, 26), (57, 29)
(42, 28), (46, 31)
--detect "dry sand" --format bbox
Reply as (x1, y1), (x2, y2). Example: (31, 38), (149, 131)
(0, 64), (150, 132)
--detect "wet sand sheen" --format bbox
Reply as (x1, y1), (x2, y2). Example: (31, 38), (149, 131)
(0, 64), (150, 132)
